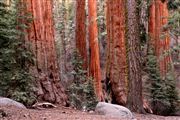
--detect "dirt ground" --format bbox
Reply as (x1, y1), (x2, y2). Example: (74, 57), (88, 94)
(0, 106), (179, 120)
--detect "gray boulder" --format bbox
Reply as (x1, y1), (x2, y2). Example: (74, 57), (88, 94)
(0, 97), (26, 109)
(95, 102), (135, 119)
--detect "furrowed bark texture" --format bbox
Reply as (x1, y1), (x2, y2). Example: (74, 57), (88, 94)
(24, 0), (67, 105)
(88, 0), (104, 101)
(149, 0), (171, 77)
(106, 0), (127, 105)
(75, 0), (88, 69)
(126, 0), (145, 113)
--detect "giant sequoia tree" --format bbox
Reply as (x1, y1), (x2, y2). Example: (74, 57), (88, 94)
(106, 0), (127, 105)
(75, 0), (87, 69)
(88, 0), (104, 101)
(126, 0), (145, 113)
(24, 0), (67, 105)
(149, 0), (171, 77)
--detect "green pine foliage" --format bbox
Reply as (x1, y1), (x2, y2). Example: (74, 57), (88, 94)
(68, 50), (98, 111)
(71, 50), (87, 84)
(164, 72), (179, 114)
(146, 48), (169, 115)
(167, 0), (180, 10)
(83, 77), (98, 111)
(0, 0), (36, 106)
(146, 48), (179, 115)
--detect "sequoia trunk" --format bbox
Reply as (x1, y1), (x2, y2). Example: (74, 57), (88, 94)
(88, 0), (104, 101)
(106, 0), (127, 105)
(149, 0), (171, 77)
(24, 0), (67, 105)
(75, 0), (87, 69)
(126, 0), (145, 113)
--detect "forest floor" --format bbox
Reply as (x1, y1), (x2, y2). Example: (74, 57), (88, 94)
(0, 105), (179, 120)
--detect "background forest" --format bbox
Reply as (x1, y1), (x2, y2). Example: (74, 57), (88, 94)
(0, 0), (180, 117)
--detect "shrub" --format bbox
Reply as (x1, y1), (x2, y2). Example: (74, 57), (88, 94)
(146, 48), (179, 115)
(0, 0), (36, 106)
(68, 50), (98, 111)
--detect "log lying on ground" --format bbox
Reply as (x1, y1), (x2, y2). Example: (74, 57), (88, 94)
(32, 102), (57, 109)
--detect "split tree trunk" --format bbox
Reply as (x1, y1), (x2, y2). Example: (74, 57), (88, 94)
(149, 0), (171, 77)
(24, 0), (67, 105)
(88, 0), (104, 101)
(106, 0), (127, 105)
(125, 0), (145, 113)
(75, 0), (88, 69)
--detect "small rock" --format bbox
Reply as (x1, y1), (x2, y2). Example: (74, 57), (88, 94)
(0, 97), (26, 109)
(95, 102), (134, 119)
(89, 110), (94, 114)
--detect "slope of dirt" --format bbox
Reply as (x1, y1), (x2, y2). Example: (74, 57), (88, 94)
(0, 106), (179, 120)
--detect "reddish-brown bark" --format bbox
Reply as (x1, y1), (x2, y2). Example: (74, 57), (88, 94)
(75, 0), (87, 69)
(24, 0), (67, 105)
(88, 0), (104, 101)
(106, 0), (127, 105)
(149, 0), (171, 77)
